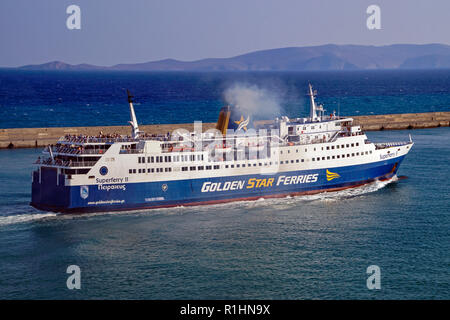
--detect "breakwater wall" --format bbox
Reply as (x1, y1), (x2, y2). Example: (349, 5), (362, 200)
(1, 111), (449, 149)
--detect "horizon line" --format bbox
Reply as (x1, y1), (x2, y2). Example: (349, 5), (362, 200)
(4, 42), (450, 69)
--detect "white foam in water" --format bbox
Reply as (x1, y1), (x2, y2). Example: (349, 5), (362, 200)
(0, 212), (57, 226)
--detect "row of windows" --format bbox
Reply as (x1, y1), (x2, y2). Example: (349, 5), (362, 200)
(131, 151), (374, 174)
(130, 149), (373, 174)
(138, 154), (204, 164)
(280, 142), (360, 154)
(137, 143), (361, 164)
(181, 165), (220, 171)
(129, 164), (220, 174)
(129, 168), (173, 174)
(312, 150), (372, 161)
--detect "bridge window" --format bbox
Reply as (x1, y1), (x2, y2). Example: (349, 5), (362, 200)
(206, 166), (212, 170)
(182, 167), (188, 171)
(129, 169), (132, 174)
(213, 165), (219, 169)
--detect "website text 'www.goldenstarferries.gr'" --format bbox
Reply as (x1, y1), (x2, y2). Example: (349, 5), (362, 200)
(87, 199), (125, 205)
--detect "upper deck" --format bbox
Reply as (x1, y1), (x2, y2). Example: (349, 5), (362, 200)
(34, 84), (411, 173)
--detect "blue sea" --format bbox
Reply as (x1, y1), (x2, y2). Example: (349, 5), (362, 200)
(0, 69), (449, 128)
(0, 70), (449, 299)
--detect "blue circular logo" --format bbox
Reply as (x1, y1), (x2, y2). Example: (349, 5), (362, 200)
(99, 166), (108, 176)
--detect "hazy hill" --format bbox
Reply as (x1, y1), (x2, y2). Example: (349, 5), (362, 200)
(19, 44), (450, 71)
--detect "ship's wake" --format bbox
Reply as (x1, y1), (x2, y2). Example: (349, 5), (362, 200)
(0, 210), (57, 227)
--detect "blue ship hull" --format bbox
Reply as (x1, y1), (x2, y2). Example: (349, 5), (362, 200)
(31, 156), (404, 213)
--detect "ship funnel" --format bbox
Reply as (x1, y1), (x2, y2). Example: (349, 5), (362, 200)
(127, 90), (141, 139)
(216, 105), (231, 135)
(215, 104), (254, 135)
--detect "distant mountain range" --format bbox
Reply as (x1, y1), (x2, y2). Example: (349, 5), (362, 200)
(18, 44), (450, 71)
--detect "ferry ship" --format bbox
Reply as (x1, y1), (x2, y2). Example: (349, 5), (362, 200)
(31, 85), (413, 213)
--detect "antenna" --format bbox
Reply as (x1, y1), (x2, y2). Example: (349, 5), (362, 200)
(127, 89), (134, 104)
(126, 89), (140, 139)
(307, 83), (318, 121)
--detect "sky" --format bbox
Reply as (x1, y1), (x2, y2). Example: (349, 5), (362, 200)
(0, 0), (449, 67)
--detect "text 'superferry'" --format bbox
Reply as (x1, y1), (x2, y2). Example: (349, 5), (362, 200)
(31, 85), (413, 213)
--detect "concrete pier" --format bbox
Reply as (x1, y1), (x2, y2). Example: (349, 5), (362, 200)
(1, 111), (449, 149)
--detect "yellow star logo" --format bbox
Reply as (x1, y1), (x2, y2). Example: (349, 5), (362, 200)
(326, 169), (341, 181)
(234, 115), (249, 132)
